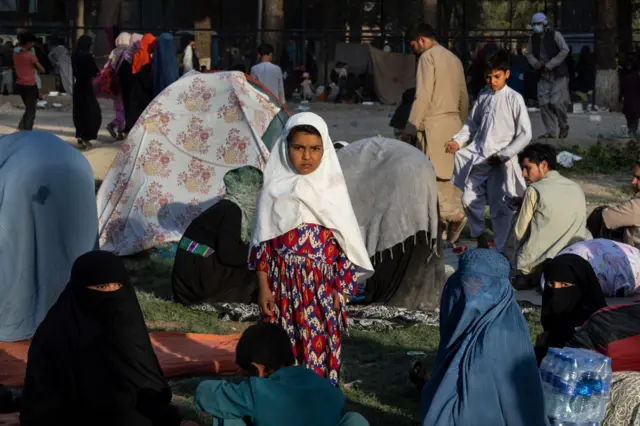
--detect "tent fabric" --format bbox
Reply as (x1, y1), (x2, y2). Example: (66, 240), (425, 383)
(97, 71), (287, 255)
(337, 137), (443, 310)
(0, 332), (240, 388)
(0, 131), (98, 342)
(369, 46), (416, 105)
(337, 137), (439, 256)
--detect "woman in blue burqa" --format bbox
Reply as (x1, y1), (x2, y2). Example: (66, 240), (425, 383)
(419, 249), (549, 426)
(0, 131), (98, 342)
(152, 33), (179, 97)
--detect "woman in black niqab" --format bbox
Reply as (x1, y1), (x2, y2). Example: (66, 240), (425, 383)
(21, 250), (181, 426)
(535, 253), (607, 363)
(72, 35), (102, 150)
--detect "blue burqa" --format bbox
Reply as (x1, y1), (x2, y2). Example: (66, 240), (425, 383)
(420, 249), (549, 426)
(152, 33), (179, 97)
(0, 131), (98, 342)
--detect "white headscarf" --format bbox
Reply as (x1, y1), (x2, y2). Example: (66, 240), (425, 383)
(251, 112), (374, 278)
(109, 32), (132, 68)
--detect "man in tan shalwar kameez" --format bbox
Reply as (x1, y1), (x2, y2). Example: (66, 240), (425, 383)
(403, 24), (469, 246)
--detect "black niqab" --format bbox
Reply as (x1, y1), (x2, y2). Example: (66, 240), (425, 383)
(541, 254), (607, 349)
(22, 251), (175, 426)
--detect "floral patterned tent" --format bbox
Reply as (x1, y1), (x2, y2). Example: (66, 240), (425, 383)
(96, 71), (288, 255)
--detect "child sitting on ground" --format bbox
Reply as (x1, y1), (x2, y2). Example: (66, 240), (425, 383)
(194, 323), (369, 426)
(446, 49), (532, 252)
(301, 72), (315, 101)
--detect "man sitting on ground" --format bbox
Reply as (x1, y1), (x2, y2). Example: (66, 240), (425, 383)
(597, 161), (640, 248)
(194, 323), (369, 426)
(511, 143), (591, 289)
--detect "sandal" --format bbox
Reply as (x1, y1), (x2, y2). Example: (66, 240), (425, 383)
(447, 216), (468, 246)
(558, 126), (570, 139)
(106, 123), (118, 140)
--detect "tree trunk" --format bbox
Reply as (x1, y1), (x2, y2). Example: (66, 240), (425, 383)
(348, 0), (363, 44)
(194, 1), (213, 70)
(195, 16), (212, 69)
(423, 0), (438, 28)
(75, 0), (85, 41)
(263, 0), (284, 61)
(95, 0), (122, 60)
(618, 0), (633, 56)
(595, 0), (618, 110)
(324, 0), (339, 62)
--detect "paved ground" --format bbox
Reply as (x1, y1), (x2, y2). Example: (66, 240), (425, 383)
(0, 97), (630, 180)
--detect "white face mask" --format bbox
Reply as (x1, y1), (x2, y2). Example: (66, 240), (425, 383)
(533, 24), (544, 34)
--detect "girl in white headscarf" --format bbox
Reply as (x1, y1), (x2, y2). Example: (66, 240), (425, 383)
(250, 112), (373, 386)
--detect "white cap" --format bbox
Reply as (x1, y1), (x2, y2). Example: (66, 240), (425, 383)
(532, 12), (548, 25)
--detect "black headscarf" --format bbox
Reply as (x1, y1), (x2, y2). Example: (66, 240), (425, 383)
(541, 254), (607, 349)
(75, 34), (92, 55)
(22, 251), (176, 426)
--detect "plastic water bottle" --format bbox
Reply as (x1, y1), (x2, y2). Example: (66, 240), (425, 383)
(570, 379), (592, 423)
(540, 349), (556, 416)
(594, 357), (612, 421)
(552, 356), (569, 420)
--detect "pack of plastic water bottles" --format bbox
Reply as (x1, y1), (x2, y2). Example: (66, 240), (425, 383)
(540, 348), (612, 425)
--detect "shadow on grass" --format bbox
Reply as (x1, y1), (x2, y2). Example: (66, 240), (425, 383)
(125, 251), (175, 301)
(341, 326), (439, 426)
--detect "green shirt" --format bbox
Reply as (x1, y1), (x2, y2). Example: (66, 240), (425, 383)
(195, 366), (354, 426)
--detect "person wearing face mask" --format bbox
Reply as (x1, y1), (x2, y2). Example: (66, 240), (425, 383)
(535, 254), (607, 364)
(195, 323), (369, 426)
(21, 251), (183, 426)
(526, 12), (570, 139)
(510, 143), (591, 290)
(250, 113), (373, 387)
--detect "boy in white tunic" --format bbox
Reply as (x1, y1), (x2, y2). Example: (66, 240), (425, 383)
(446, 50), (532, 252)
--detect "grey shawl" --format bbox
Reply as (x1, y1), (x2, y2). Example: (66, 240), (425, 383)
(337, 137), (439, 261)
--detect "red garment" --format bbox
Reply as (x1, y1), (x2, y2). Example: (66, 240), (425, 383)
(569, 302), (640, 372)
(250, 223), (357, 386)
(13, 51), (37, 86)
(132, 33), (156, 75)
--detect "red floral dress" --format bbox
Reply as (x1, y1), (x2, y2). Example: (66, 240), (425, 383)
(249, 223), (358, 386)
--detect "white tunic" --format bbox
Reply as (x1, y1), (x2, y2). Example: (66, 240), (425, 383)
(250, 61), (286, 104)
(452, 85), (532, 197)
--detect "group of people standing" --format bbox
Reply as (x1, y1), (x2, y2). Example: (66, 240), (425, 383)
(12, 31), (180, 149)
(73, 31), (179, 149)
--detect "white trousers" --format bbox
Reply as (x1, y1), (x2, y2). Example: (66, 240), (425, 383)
(0, 70), (13, 94)
(461, 162), (514, 252)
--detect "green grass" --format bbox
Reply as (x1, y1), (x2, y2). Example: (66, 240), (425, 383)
(133, 276), (543, 426)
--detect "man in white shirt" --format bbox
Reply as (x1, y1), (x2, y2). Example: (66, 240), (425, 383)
(182, 38), (199, 74)
(447, 49), (532, 252)
(250, 44), (286, 104)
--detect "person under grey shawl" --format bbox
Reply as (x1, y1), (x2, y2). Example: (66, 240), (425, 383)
(48, 37), (73, 95)
(0, 131), (98, 341)
(337, 137), (443, 310)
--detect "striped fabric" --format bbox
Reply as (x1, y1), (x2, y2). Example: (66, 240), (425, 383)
(178, 237), (214, 257)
